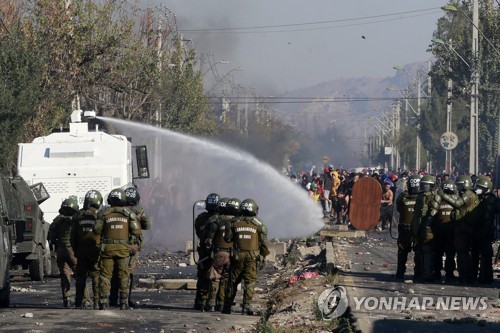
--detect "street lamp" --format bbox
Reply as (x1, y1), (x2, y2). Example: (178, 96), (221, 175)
(442, 5), (500, 57)
(393, 66), (428, 171)
(431, 38), (472, 174)
(442, 3), (480, 174)
(431, 38), (470, 67)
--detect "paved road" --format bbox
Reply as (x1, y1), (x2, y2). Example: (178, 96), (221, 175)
(333, 230), (500, 333)
(1, 268), (260, 333)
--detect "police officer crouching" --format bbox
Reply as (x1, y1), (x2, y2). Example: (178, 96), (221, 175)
(94, 188), (140, 310)
(222, 198), (270, 315)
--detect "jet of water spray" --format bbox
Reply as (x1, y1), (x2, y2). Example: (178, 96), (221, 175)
(101, 117), (324, 250)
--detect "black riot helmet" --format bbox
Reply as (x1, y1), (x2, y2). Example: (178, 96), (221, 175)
(83, 190), (103, 210)
(205, 193), (220, 212)
(441, 180), (456, 195)
(107, 188), (127, 207)
(407, 175), (421, 195)
(226, 198), (241, 215)
(455, 175), (473, 192)
(419, 175), (436, 193)
(217, 197), (230, 214)
(240, 198), (259, 216)
(474, 175), (493, 195)
(125, 187), (140, 206)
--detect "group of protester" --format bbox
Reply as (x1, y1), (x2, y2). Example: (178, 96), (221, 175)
(291, 164), (499, 285)
(47, 187), (151, 310)
(193, 194), (270, 315)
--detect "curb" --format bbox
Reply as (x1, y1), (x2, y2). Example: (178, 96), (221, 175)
(325, 240), (363, 333)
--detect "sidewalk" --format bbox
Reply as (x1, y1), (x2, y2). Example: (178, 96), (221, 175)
(328, 231), (500, 333)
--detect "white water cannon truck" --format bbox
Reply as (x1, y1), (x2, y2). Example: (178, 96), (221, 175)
(16, 110), (150, 277)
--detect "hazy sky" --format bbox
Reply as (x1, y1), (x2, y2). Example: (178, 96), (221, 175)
(153, 0), (445, 94)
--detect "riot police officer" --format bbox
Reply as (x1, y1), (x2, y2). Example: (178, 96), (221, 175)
(437, 175), (480, 284)
(222, 198), (270, 315)
(472, 176), (498, 283)
(109, 186), (152, 308)
(94, 188), (140, 310)
(48, 197), (80, 307)
(434, 180), (457, 281)
(411, 175), (440, 282)
(203, 198), (239, 312)
(193, 193), (220, 311)
(71, 190), (103, 309)
(395, 174), (420, 279)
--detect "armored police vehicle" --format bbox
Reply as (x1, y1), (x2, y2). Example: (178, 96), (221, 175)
(0, 175), (50, 282)
(16, 110), (150, 225)
(0, 218), (12, 307)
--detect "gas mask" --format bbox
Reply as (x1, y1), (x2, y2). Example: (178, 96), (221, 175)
(475, 188), (483, 195)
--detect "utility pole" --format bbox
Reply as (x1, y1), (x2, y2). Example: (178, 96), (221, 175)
(416, 77), (421, 171)
(469, 0), (479, 174)
(446, 61), (453, 174)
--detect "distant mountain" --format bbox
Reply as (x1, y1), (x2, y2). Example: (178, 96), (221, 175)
(275, 61), (430, 168)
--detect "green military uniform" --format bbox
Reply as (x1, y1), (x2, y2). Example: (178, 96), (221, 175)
(438, 176), (480, 284)
(471, 176), (499, 284)
(71, 206), (101, 308)
(411, 176), (440, 282)
(194, 210), (218, 310)
(223, 199), (270, 315)
(110, 202), (151, 307)
(193, 193), (220, 311)
(395, 191), (418, 279)
(94, 188), (140, 310)
(433, 191), (456, 280)
(48, 198), (79, 307)
(204, 210), (234, 311)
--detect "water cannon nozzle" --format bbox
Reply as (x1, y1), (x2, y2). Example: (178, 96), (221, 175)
(83, 110), (96, 120)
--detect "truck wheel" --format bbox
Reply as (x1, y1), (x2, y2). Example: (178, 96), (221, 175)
(29, 246), (44, 281)
(0, 281), (10, 308)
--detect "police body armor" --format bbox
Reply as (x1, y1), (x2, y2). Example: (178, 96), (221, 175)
(131, 205), (151, 230)
(398, 194), (417, 230)
(437, 202), (454, 224)
(212, 215), (233, 250)
(412, 192), (431, 237)
(101, 207), (139, 244)
(232, 216), (260, 251)
(73, 210), (100, 246)
(50, 215), (73, 247)
(449, 190), (480, 223)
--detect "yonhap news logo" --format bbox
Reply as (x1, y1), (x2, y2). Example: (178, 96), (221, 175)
(317, 286), (349, 319)
(318, 286), (489, 319)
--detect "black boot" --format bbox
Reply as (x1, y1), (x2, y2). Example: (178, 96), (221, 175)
(99, 301), (109, 310)
(109, 274), (119, 307)
(128, 274), (137, 308)
(221, 304), (232, 314)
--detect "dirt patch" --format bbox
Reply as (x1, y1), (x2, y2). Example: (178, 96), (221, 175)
(252, 238), (355, 333)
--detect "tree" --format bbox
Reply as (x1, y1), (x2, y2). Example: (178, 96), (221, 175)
(0, 34), (43, 173)
(428, 0), (500, 173)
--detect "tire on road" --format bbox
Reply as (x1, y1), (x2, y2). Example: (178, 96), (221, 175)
(29, 245), (45, 281)
(0, 280), (10, 307)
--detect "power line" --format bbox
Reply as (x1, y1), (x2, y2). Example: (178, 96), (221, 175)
(206, 96), (428, 104)
(179, 8), (441, 34)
